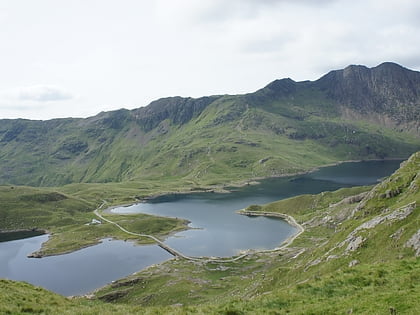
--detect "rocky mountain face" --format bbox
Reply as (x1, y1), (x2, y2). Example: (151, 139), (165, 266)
(0, 62), (419, 186)
(316, 62), (420, 128)
(252, 62), (420, 132)
(132, 96), (221, 132)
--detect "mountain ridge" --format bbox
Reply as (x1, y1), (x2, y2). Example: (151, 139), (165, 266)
(1, 62), (419, 186)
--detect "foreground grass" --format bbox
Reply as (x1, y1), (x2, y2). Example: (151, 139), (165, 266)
(2, 258), (418, 314)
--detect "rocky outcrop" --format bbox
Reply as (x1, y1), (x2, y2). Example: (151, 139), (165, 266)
(405, 229), (420, 256)
(330, 191), (368, 208)
(98, 290), (129, 302)
(132, 96), (220, 131)
(340, 202), (416, 254)
(315, 62), (420, 126)
(348, 259), (360, 267)
(346, 236), (365, 252)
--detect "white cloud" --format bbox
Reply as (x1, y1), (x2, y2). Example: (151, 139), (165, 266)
(0, 0), (419, 119)
(0, 85), (72, 104)
(0, 85), (74, 119)
(16, 85), (73, 102)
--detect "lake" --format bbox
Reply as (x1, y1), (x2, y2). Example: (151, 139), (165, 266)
(112, 159), (401, 257)
(0, 159), (402, 296)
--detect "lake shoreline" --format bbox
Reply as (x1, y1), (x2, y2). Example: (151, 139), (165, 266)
(108, 157), (404, 207)
(23, 158), (404, 260)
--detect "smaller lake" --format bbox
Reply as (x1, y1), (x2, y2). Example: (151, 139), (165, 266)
(0, 235), (171, 296)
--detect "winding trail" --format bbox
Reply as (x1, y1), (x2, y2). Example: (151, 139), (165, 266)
(94, 201), (304, 263)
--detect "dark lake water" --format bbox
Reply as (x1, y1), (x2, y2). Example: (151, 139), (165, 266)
(0, 159), (402, 296)
(0, 235), (171, 296)
(0, 230), (45, 242)
(112, 159), (402, 257)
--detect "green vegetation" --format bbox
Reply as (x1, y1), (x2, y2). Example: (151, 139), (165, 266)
(1, 152), (419, 314)
(0, 279), (154, 314)
(0, 185), (188, 256)
(0, 185), (94, 231)
(1, 64), (419, 187)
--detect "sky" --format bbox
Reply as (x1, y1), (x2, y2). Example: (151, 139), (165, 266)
(1, 0), (420, 120)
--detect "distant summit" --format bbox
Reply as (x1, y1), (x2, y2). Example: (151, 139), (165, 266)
(314, 62), (420, 121)
(254, 62), (420, 125)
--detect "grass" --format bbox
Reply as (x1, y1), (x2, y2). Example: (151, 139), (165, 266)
(1, 90), (419, 187)
(0, 184), (189, 256)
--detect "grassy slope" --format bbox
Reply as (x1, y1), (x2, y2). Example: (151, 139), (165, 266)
(1, 91), (419, 188)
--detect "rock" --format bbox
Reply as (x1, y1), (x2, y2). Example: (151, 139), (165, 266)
(357, 216), (385, 230)
(133, 96), (218, 131)
(259, 157), (270, 164)
(405, 229), (420, 256)
(348, 260), (360, 267)
(98, 290), (129, 302)
(342, 202), (416, 252)
(305, 258), (322, 270)
(111, 277), (144, 288)
(331, 192), (368, 207)
(346, 236), (365, 252)
(390, 228), (404, 240)
(326, 255), (339, 261)
(27, 252), (43, 258)
(385, 202), (416, 221)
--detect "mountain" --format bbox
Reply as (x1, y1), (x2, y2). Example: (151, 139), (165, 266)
(1, 62), (419, 186)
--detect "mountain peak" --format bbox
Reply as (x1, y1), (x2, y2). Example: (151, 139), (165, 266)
(314, 62), (420, 118)
(374, 61), (408, 71)
(264, 78), (296, 92)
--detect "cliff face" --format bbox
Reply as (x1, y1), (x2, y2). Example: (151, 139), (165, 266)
(132, 96), (221, 131)
(315, 62), (420, 125)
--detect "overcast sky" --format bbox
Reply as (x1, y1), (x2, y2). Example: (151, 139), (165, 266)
(1, 0), (420, 120)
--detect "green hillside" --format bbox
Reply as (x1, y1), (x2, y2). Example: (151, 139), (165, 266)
(0, 62), (419, 187)
(2, 152), (418, 314)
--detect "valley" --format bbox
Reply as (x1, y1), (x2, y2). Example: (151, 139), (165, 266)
(0, 62), (420, 314)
